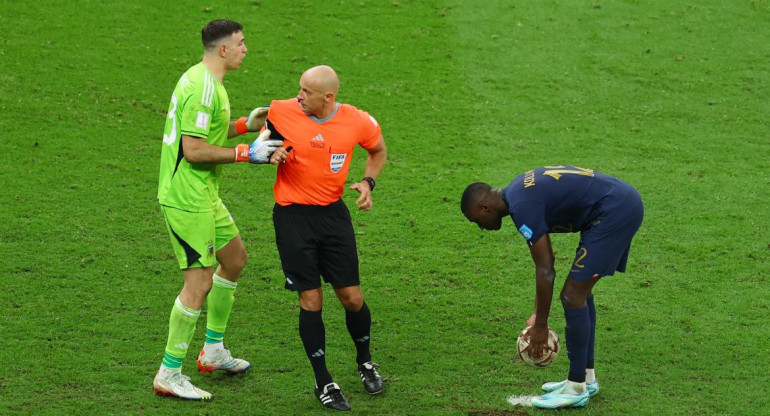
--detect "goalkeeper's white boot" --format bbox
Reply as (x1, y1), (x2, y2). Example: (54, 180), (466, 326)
(153, 368), (213, 401)
(197, 347), (251, 374)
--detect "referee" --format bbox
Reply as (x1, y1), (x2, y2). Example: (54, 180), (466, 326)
(266, 65), (387, 411)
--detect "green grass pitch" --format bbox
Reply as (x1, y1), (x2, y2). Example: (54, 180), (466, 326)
(1, 1), (768, 415)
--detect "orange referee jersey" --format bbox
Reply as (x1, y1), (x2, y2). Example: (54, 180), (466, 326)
(266, 99), (382, 206)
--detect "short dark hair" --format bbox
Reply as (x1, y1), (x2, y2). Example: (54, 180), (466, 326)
(201, 19), (243, 50)
(460, 182), (491, 214)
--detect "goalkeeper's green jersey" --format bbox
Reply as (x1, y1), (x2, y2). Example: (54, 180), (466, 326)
(157, 62), (232, 212)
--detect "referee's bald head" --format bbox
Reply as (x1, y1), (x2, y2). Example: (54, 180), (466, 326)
(303, 65), (340, 96)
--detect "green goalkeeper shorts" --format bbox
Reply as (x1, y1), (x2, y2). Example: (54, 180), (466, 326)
(161, 203), (240, 269)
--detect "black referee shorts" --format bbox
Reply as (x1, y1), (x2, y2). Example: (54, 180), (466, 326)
(273, 199), (360, 291)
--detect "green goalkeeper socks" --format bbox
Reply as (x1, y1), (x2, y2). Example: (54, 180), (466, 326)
(162, 296), (201, 369)
(205, 274), (238, 344)
(161, 274), (237, 370)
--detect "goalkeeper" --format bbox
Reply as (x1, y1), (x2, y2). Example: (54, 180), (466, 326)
(154, 19), (282, 401)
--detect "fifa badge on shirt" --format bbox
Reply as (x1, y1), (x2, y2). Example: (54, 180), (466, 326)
(330, 153), (346, 173)
(518, 224), (533, 240)
(195, 111), (210, 129)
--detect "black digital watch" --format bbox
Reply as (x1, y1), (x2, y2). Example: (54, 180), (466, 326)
(362, 176), (376, 192)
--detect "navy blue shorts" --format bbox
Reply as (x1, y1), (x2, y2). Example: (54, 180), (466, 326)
(273, 199), (360, 291)
(568, 185), (644, 281)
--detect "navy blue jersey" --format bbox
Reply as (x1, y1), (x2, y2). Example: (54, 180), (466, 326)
(502, 166), (636, 246)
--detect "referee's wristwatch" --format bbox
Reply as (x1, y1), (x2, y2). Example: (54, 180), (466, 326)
(362, 176), (376, 192)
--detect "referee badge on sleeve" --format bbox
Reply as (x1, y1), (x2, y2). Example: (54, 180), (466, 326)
(330, 153), (347, 173)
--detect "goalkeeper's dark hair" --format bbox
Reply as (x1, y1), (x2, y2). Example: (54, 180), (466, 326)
(202, 20), (243, 50)
(460, 182), (492, 214)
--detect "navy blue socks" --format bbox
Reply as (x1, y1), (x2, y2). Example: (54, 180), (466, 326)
(586, 295), (596, 370)
(564, 305), (590, 383)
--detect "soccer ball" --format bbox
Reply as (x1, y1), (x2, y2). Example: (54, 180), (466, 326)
(517, 326), (560, 367)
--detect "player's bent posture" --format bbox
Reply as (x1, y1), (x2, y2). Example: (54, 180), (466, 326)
(154, 20), (282, 401)
(461, 166), (643, 409)
(265, 65), (387, 411)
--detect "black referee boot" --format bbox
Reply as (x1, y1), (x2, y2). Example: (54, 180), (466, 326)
(358, 361), (383, 394)
(315, 382), (351, 411)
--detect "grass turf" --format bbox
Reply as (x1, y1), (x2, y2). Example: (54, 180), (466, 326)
(1, 1), (768, 414)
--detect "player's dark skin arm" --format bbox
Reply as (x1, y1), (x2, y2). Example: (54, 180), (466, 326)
(527, 233), (556, 356)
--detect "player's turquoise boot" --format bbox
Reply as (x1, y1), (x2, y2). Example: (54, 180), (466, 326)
(532, 382), (590, 409)
(542, 379), (600, 397)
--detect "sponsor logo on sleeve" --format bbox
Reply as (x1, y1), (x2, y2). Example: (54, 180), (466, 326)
(518, 224), (533, 241)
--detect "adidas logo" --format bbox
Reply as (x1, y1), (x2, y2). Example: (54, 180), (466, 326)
(174, 342), (189, 350)
(355, 335), (370, 343)
(311, 348), (325, 358)
(310, 134), (325, 148)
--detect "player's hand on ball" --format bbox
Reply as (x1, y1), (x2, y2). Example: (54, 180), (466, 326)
(517, 325), (559, 367)
(245, 106), (269, 131)
(248, 129), (283, 164)
(527, 324), (549, 353)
